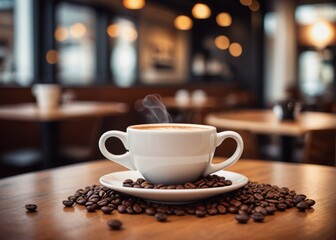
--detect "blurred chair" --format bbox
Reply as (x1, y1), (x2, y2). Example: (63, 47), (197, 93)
(303, 129), (336, 166)
(214, 129), (259, 160)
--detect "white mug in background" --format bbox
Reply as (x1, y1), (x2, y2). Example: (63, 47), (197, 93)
(99, 123), (244, 185)
(32, 84), (62, 111)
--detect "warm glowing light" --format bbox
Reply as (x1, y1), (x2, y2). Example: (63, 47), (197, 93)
(107, 24), (119, 38)
(309, 20), (335, 49)
(46, 50), (58, 64)
(54, 27), (68, 41)
(108, 23), (138, 42)
(123, 0), (145, 10)
(229, 43), (243, 57)
(70, 23), (86, 38)
(123, 25), (138, 42)
(192, 3), (211, 19)
(249, 0), (260, 12)
(174, 15), (193, 30)
(240, 0), (252, 6)
(215, 35), (230, 50)
(216, 12), (232, 27)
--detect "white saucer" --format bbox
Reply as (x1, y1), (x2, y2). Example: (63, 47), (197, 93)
(99, 170), (248, 203)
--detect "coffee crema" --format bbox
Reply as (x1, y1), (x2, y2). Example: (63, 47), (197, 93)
(131, 125), (208, 131)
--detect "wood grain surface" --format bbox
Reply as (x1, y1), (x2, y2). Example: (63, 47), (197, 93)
(0, 158), (335, 240)
(0, 101), (128, 121)
(206, 110), (336, 136)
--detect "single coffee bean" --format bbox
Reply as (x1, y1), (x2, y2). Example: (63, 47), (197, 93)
(25, 204), (37, 212)
(145, 208), (156, 216)
(155, 213), (168, 222)
(276, 203), (287, 211)
(305, 199), (316, 207)
(76, 197), (86, 205)
(265, 206), (277, 215)
(254, 206), (267, 216)
(117, 205), (127, 213)
(217, 205), (227, 214)
(101, 206), (113, 214)
(86, 205), (96, 212)
(251, 212), (264, 222)
(195, 209), (206, 218)
(107, 219), (123, 230)
(174, 209), (186, 216)
(223, 180), (233, 186)
(206, 207), (218, 215)
(239, 205), (250, 212)
(228, 206), (238, 214)
(296, 201), (309, 211)
(133, 203), (142, 214)
(235, 214), (250, 224)
(62, 200), (74, 207)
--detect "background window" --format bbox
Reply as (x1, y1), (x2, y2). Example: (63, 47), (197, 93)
(108, 17), (137, 87)
(0, 0), (34, 86)
(55, 2), (96, 85)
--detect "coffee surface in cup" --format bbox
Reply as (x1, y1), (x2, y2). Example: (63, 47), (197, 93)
(131, 125), (207, 131)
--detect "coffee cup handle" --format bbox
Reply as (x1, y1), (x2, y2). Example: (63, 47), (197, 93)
(98, 131), (136, 170)
(202, 131), (244, 176)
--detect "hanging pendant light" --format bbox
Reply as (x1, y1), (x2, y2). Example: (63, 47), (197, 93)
(174, 15), (193, 30)
(192, 3), (211, 19)
(123, 0), (145, 10)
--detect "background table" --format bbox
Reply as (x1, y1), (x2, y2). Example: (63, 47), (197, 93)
(162, 96), (218, 123)
(0, 101), (128, 168)
(205, 110), (336, 162)
(0, 158), (335, 240)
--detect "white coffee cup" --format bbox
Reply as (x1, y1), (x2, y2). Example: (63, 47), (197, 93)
(99, 123), (244, 185)
(32, 84), (61, 111)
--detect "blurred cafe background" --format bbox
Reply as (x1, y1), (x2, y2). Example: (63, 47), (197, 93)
(0, 0), (335, 178)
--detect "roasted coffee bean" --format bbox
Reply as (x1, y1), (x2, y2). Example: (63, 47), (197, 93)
(235, 214), (249, 224)
(62, 200), (74, 207)
(101, 206), (113, 214)
(25, 204), (37, 212)
(122, 174), (233, 190)
(217, 205), (227, 214)
(172, 209), (185, 216)
(133, 203), (142, 213)
(145, 208), (156, 215)
(107, 219), (123, 230)
(251, 212), (264, 222)
(276, 203), (287, 211)
(64, 181), (315, 224)
(296, 201), (309, 211)
(239, 205), (250, 213)
(195, 209), (206, 218)
(155, 213), (168, 222)
(305, 199), (316, 207)
(123, 179), (133, 185)
(265, 206), (277, 215)
(207, 208), (218, 215)
(228, 206), (238, 214)
(254, 206), (267, 216)
(117, 205), (126, 213)
(86, 205), (96, 212)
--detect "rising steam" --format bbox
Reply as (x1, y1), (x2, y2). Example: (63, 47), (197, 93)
(135, 94), (172, 123)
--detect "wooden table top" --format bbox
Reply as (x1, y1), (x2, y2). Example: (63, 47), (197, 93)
(0, 101), (128, 121)
(0, 158), (335, 240)
(206, 109), (336, 136)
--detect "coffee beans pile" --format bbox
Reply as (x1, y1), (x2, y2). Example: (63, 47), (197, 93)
(63, 181), (315, 226)
(122, 174), (233, 189)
